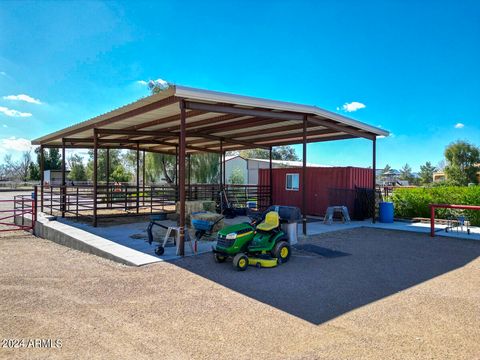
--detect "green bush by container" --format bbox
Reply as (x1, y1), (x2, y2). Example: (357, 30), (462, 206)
(391, 186), (480, 226)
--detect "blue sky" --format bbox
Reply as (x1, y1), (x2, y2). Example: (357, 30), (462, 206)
(0, 0), (479, 171)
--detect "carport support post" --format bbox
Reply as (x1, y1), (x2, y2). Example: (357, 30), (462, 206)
(61, 139), (66, 218)
(269, 146), (273, 206)
(219, 140), (223, 190)
(136, 142), (140, 214)
(178, 100), (187, 256)
(142, 150), (146, 206)
(175, 145), (178, 200)
(187, 154), (191, 199)
(40, 145), (44, 212)
(93, 129), (98, 227)
(222, 150), (226, 187)
(372, 137), (377, 223)
(106, 148), (110, 208)
(302, 116), (307, 236)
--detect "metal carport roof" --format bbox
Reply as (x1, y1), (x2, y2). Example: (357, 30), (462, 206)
(32, 85), (389, 154)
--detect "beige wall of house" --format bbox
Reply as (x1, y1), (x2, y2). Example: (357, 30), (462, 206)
(433, 170), (480, 183)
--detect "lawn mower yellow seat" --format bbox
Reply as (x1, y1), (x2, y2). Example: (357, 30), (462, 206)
(256, 211), (279, 231)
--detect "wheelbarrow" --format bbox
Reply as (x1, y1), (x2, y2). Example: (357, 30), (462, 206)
(191, 213), (224, 241)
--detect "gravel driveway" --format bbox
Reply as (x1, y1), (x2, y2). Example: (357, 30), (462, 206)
(1, 227), (479, 359)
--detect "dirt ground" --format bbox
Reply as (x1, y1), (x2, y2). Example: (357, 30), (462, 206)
(1, 228), (479, 359)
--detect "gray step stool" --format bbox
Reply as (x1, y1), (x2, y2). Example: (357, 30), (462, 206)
(323, 206), (351, 224)
(162, 226), (195, 255)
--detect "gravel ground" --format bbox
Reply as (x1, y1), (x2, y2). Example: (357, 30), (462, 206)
(1, 228), (479, 359)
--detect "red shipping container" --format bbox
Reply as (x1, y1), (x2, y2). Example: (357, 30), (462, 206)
(258, 167), (373, 216)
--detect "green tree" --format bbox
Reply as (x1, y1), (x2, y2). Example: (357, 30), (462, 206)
(271, 146), (299, 161)
(190, 153), (219, 183)
(48, 148), (62, 170)
(444, 140), (480, 185)
(238, 146), (299, 161)
(86, 149), (132, 182)
(147, 79), (170, 94)
(399, 163), (415, 184)
(28, 162), (40, 181)
(381, 164), (392, 176)
(419, 161), (436, 185)
(110, 165), (131, 182)
(228, 167), (245, 184)
(145, 152), (176, 184)
(34, 147), (62, 171)
(68, 154), (87, 181)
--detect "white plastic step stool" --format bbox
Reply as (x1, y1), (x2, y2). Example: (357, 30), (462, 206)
(323, 206), (351, 224)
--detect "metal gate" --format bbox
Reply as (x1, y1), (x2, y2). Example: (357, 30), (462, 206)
(0, 191), (37, 233)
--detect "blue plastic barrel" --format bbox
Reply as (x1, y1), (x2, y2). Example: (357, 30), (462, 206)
(379, 202), (394, 223)
(246, 201), (256, 209)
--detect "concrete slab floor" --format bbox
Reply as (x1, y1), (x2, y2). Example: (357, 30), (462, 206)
(54, 213), (479, 267)
(57, 215), (252, 262)
(299, 218), (480, 241)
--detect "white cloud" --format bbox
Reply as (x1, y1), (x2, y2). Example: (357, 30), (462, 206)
(2, 124), (7, 128)
(0, 106), (32, 117)
(136, 78), (169, 90)
(337, 101), (366, 112)
(0, 137), (33, 152)
(0, 71), (6, 76)
(3, 94), (42, 104)
(454, 122), (464, 129)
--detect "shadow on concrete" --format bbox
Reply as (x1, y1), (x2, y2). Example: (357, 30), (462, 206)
(173, 228), (480, 325)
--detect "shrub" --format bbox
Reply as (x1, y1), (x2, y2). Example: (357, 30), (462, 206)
(391, 186), (480, 226)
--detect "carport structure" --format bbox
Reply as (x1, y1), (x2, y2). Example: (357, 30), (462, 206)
(32, 85), (388, 255)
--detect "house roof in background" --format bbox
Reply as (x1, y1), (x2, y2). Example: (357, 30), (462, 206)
(224, 155), (329, 167)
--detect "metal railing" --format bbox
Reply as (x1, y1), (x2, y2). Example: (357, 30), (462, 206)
(40, 183), (271, 221)
(0, 188), (37, 232)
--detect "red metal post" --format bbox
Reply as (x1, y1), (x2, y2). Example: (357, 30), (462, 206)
(269, 146), (273, 206)
(106, 148), (110, 208)
(93, 129), (98, 227)
(136, 142), (140, 214)
(40, 145), (44, 212)
(142, 150), (146, 206)
(372, 137), (376, 223)
(61, 139), (66, 218)
(430, 205), (435, 237)
(219, 140), (223, 189)
(302, 116), (307, 235)
(187, 154), (191, 200)
(222, 150), (226, 187)
(175, 145), (178, 193)
(33, 185), (37, 235)
(178, 100), (186, 256)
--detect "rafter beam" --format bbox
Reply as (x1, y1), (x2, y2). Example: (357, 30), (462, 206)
(97, 128), (175, 138)
(186, 123), (304, 146)
(63, 138), (171, 145)
(307, 116), (374, 140)
(184, 101), (304, 121)
(124, 109), (204, 131)
(221, 134), (357, 150)
(188, 117), (283, 135)
(42, 144), (176, 155)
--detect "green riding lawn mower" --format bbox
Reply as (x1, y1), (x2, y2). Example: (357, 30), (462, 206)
(212, 205), (301, 271)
